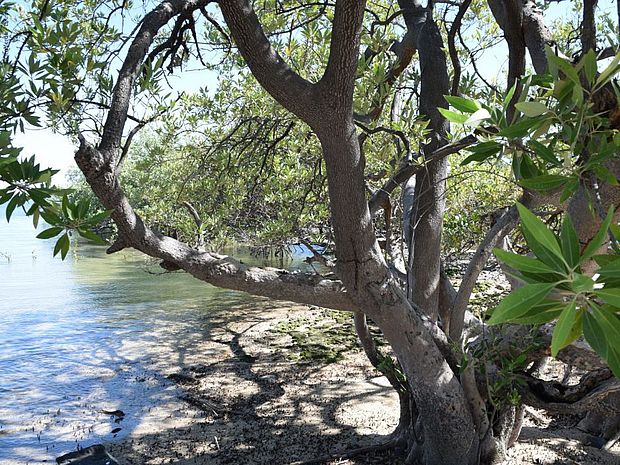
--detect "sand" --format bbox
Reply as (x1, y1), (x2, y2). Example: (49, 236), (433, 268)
(100, 302), (620, 465)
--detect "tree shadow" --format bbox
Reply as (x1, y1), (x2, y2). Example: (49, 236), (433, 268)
(101, 300), (400, 465)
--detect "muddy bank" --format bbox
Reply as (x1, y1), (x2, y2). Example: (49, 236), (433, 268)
(103, 302), (619, 465)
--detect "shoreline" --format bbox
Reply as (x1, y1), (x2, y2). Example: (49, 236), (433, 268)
(101, 303), (618, 465)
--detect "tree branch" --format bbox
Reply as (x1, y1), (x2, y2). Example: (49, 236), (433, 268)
(99, 0), (213, 161)
(581, 0), (598, 53)
(447, 0), (472, 96)
(449, 204), (520, 340)
(75, 137), (356, 313)
(368, 134), (477, 215)
(487, 0), (526, 117)
(521, 374), (620, 415)
(318, 0), (367, 115)
(354, 0), (422, 124)
(218, 0), (317, 124)
(522, 0), (551, 74)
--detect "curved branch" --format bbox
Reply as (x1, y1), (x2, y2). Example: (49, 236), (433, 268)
(99, 0), (212, 160)
(218, 0), (317, 124)
(75, 138), (356, 313)
(522, 376), (620, 415)
(447, 0), (472, 96)
(449, 204), (520, 340)
(368, 134), (477, 215)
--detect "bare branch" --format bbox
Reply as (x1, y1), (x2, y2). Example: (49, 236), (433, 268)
(447, 0), (472, 96)
(581, 0), (598, 53)
(75, 136), (356, 313)
(355, 0), (422, 124)
(355, 121), (411, 156)
(98, 0), (212, 161)
(521, 372), (620, 415)
(449, 204), (520, 340)
(368, 134), (477, 215)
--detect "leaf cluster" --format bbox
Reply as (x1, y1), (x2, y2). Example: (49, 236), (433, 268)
(491, 204), (620, 378)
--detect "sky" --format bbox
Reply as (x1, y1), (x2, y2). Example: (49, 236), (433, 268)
(12, 1), (617, 185)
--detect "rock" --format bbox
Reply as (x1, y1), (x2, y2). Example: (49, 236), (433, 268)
(99, 409), (125, 419)
(56, 445), (119, 465)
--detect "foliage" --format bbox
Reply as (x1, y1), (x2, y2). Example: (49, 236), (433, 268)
(489, 204), (620, 378)
(440, 48), (620, 200)
(0, 0), (133, 253)
(443, 154), (516, 255)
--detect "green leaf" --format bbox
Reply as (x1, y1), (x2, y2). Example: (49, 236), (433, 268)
(464, 108), (491, 127)
(592, 305), (620, 342)
(593, 288), (620, 307)
(592, 254), (620, 267)
(499, 116), (546, 138)
(32, 208), (40, 229)
(5, 194), (20, 222)
(61, 195), (70, 219)
(583, 310), (609, 360)
(493, 248), (556, 274)
(529, 140), (560, 166)
(515, 101), (549, 117)
(488, 283), (556, 325)
(83, 209), (113, 226)
(438, 108), (469, 124)
(559, 178), (579, 203)
(461, 141), (503, 165)
(585, 306), (620, 378)
(77, 228), (106, 245)
(53, 233), (70, 260)
(595, 52), (620, 90)
(547, 48), (581, 85)
(510, 300), (565, 325)
(583, 49), (598, 85)
(551, 301), (578, 356)
(560, 216), (580, 269)
(530, 73), (554, 89)
(444, 95), (480, 113)
(569, 274), (594, 293)
(36, 227), (63, 239)
(598, 259), (620, 279)
(503, 83), (517, 109)
(519, 154), (541, 179)
(519, 175), (567, 191)
(517, 203), (566, 271)
(39, 207), (61, 226)
(580, 206), (614, 263)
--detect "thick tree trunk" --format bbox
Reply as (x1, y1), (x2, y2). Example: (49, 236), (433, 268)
(316, 116), (479, 464)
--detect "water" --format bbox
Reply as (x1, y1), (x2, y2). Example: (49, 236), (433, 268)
(0, 209), (311, 464)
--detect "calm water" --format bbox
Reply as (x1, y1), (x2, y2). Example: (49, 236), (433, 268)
(0, 209), (309, 464)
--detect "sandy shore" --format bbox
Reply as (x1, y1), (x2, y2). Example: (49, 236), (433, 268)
(99, 301), (619, 465)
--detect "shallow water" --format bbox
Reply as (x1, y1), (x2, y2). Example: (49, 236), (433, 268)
(0, 209), (310, 464)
